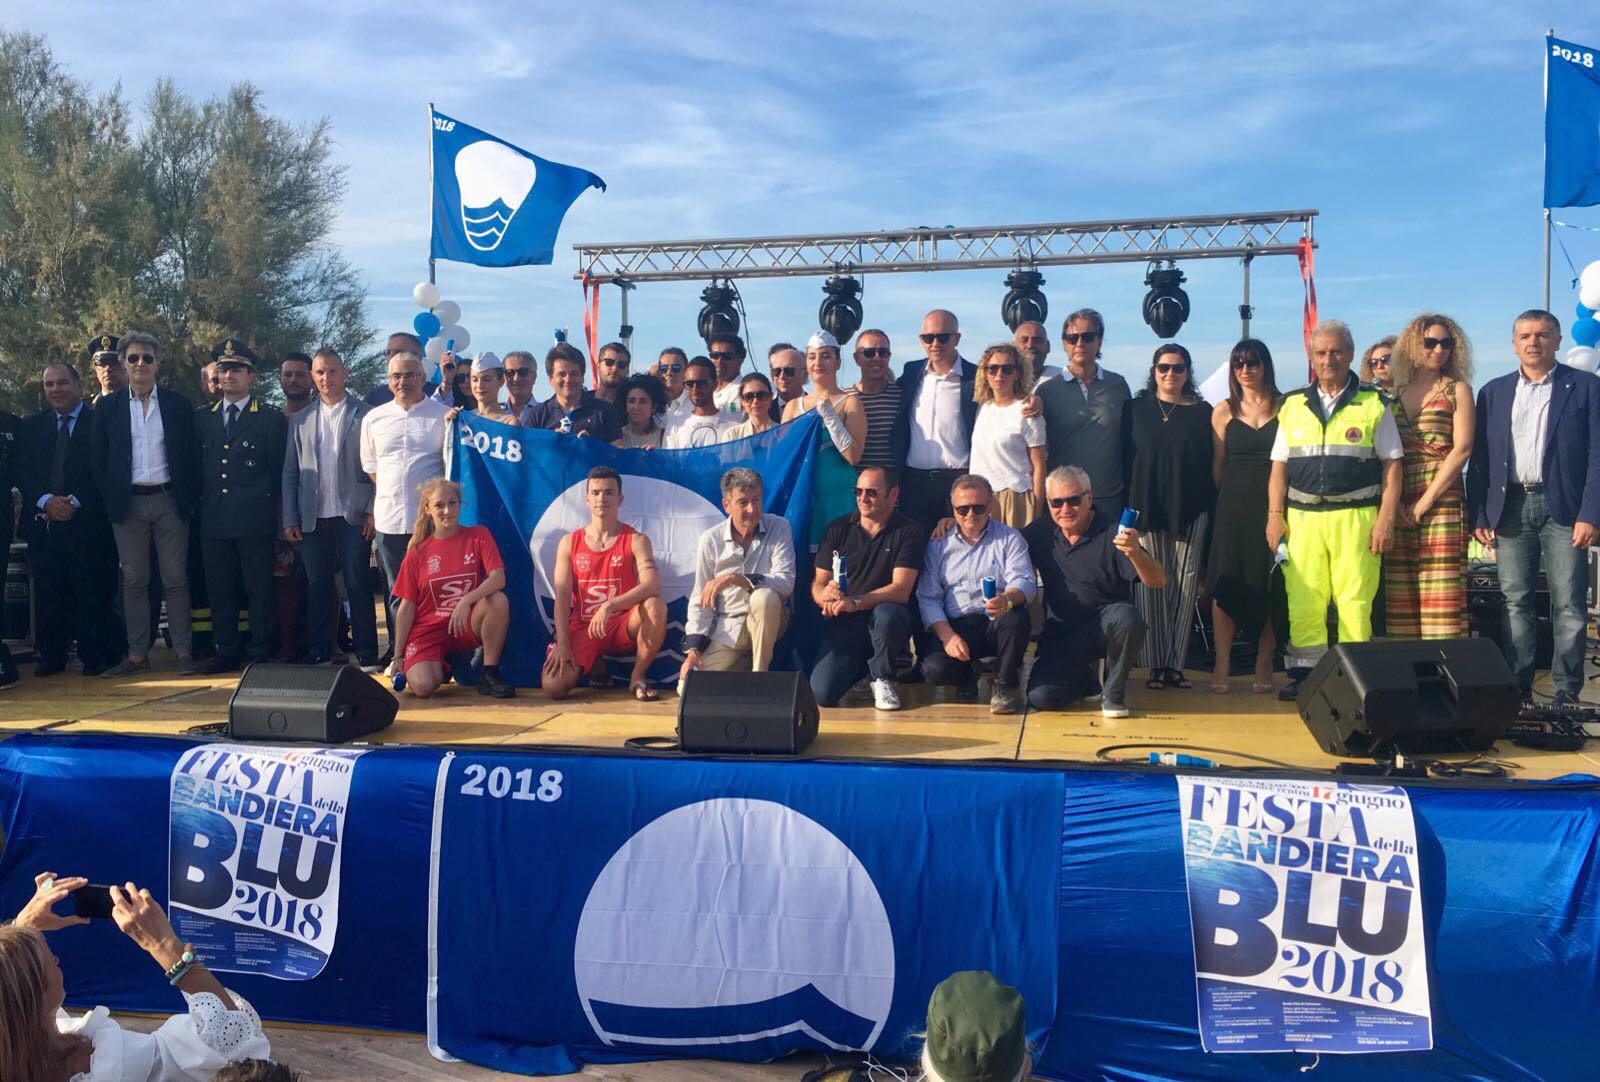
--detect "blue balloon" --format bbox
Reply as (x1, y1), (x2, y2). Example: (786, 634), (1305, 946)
(414, 310), (442, 338)
(1579, 302), (1596, 321)
(1575, 317), (1600, 348)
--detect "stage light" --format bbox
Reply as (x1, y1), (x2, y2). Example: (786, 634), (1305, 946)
(1001, 269), (1047, 332)
(1142, 262), (1190, 339)
(818, 276), (863, 343)
(697, 280), (741, 344)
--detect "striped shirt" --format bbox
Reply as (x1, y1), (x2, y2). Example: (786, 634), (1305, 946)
(852, 382), (902, 469)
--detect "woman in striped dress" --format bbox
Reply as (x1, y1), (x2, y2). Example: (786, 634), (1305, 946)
(1385, 314), (1475, 638)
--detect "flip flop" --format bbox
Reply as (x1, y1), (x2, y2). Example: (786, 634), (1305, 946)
(1167, 670), (1193, 690)
(1252, 681), (1274, 694)
(1210, 682), (1231, 695)
(631, 682), (660, 702)
(1145, 673), (1167, 690)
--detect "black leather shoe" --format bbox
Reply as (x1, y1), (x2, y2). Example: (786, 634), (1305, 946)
(476, 669), (515, 699)
(203, 655), (242, 675)
(0, 667), (19, 688)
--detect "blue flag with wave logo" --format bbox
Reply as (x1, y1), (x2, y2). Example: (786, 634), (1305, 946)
(1546, 35), (1600, 208)
(430, 108), (605, 266)
(453, 413), (819, 686)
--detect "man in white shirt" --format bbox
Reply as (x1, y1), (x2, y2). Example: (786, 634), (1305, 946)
(360, 351), (450, 631)
(665, 357), (737, 448)
(653, 348), (693, 427)
(284, 347), (377, 668)
(708, 334), (748, 417)
(890, 309), (979, 534)
(678, 468), (796, 693)
(502, 350), (539, 425)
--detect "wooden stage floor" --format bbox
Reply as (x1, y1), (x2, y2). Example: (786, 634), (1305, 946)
(3, 655), (1598, 780)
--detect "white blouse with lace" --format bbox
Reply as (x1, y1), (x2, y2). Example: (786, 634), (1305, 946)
(56, 989), (271, 1082)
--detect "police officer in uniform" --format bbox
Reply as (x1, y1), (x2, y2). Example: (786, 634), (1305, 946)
(196, 339), (287, 673)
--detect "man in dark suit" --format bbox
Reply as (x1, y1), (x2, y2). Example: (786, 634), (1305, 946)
(0, 399), (19, 687)
(889, 309), (980, 534)
(92, 331), (201, 677)
(1468, 308), (1600, 704)
(196, 338), (288, 673)
(283, 346), (378, 668)
(16, 362), (118, 675)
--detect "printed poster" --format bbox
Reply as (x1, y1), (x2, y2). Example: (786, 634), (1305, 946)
(1176, 776), (1432, 1053)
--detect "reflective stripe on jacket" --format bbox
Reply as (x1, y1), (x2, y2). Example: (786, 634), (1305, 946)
(1278, 380), (1387, 510)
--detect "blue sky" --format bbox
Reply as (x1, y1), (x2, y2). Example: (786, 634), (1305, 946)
(10, 1), (1600, 388)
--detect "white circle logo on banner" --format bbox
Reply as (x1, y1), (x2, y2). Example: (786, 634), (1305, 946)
(573, 798), (895, 1052)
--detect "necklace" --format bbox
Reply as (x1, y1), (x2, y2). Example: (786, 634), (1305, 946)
(1158, 397), (1182, 423)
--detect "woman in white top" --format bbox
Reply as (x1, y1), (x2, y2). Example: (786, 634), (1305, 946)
(613, 373), (667, 449)
(969, 343), (1046, 527)
(1, 872), (269, 1082)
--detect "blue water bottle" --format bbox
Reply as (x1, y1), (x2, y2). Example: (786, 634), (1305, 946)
(1117, 507), (1140, 536)
(558, 413), (574, 434)
(981, 576), (998, 619)
(833, 552), (848, 596)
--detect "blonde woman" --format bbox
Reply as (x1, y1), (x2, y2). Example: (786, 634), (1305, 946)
(969, 342), (1046, 526)
(1385, 313), (1474, 638)
(1360, 336), (1397, 394)
(388, 477), (514, 698)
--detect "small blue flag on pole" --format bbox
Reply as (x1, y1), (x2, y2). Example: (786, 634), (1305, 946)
(429, 108), (605, 267)
(1545, 35), (1600, 209)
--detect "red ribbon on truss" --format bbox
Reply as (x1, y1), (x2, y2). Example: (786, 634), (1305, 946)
(581, 271), (602, 385)
(1297, 237), (1318, 378)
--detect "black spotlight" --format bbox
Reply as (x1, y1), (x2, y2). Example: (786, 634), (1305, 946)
(1001, 269), (1048, 332)
(818, 276), (864, 343)
(1142, 262), (1191, 339)
(697, 280), (741, 344)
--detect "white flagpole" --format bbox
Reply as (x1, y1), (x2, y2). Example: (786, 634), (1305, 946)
(427, 100), (437, 287)
(1544, 31), (1553, 309)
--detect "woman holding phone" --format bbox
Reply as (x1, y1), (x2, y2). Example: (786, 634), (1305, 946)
(1, 872), (270, 1081)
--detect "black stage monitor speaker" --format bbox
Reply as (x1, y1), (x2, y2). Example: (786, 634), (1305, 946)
(229, 663), (397, 743)
(678, 671), (819, 754)
(1297, 638), (1519, 757)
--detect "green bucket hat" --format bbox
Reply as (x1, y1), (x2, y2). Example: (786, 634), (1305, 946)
(925, 971), (1026, 1082)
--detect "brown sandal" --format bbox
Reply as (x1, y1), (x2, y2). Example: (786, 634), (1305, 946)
(631, 681), (660, 702)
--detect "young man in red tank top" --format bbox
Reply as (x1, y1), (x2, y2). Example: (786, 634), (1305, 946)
(543, 465), (668, 700)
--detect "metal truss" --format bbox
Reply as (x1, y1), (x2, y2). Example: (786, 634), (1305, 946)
(573, 210), (1316, 284)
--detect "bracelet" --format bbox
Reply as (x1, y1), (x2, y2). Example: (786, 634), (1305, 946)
(1268, 509), (1285, 517)
(164, 946), (201, 986)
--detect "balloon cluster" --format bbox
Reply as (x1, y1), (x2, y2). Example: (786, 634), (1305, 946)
(1565, 261), (1600, 373)
(411, 282), (472, 377)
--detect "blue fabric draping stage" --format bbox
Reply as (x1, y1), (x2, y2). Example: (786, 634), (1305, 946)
(1, 732), (1596, 1081)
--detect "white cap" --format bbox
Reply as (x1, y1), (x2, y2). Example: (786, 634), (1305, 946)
(471, 351), (502, 373)
(806, 330), (840, 351)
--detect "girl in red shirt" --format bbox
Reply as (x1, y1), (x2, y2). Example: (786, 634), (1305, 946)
(388, 478), (514, 698)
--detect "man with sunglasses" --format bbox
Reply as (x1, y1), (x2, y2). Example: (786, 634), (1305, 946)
(502, 349), (539, 424)
(654, 347), (693, 427)
(890, 310), (979, 534)
(1268, 320), (1403, 699)
(810, 465), (925, 710)
(708, 333), (748, 417)
(664, 357), (736, 448)
(1024, 465), (1166, 718)
(916, 475), (1035, 713)
(1032, 308), (1132, 520)
(593, 341), (631, 407)
(91, 331), (201, 677)
(767, 343), (807, 421)
(850, 330), (901, 470)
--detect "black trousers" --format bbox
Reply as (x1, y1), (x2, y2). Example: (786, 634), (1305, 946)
(900, 467), (965, 536)
(920, 608), (1030, 688)
(28, 521), (119, 669)
(204, 534), (276, 662)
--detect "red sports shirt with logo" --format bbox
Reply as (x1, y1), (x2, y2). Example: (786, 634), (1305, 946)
(392, 525), (505, 626)
(568, 523), (640, 633)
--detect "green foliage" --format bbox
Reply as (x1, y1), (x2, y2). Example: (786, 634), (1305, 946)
(0, 28), (376, 414)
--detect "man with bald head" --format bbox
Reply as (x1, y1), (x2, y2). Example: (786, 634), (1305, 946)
(889, 309), (979, 532)
(1012, 321), (1062, 382)
(17, 362), (119, 676)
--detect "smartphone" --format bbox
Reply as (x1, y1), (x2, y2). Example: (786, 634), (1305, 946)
(72, 884), (115, 920)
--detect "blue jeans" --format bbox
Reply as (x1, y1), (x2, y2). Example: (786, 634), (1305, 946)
(303, 517), (378, 663)
(1495, 487), (1588, 696)
(1027, 602), (1145, 710)
(810, 602), (913, 707)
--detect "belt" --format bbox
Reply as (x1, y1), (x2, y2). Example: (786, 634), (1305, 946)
(130, 483), (172, 495)
(1510, 482), (1544, 492)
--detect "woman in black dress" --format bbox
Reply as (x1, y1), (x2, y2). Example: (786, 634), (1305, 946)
(1124, 344), (1215, 689)
(1206, 338), (1282, 693)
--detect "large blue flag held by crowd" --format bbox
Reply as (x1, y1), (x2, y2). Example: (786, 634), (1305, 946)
(429, 108), (605, 266)
(1545, 34), (1600, 209)
(452, 413), (820, 686)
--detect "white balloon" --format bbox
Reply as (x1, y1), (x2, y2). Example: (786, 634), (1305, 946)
(1581, 260), (1600, 288)
(432, 299), (462, 325)
(1564, 346), (1600, 373)
(438, 324), (470, 351)
(424, 337), (447, 362)
(413, 281), (441, 309)
(1580, 279), (1600, 311)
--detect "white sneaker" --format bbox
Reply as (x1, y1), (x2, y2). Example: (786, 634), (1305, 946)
(1101, 701), (1130, 718)
(871, 678), (902, 711)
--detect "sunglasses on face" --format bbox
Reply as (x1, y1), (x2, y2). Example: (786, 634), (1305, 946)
(1062, 332), (1101, 345)
(504, 368), (532, 379)
(659, 362), (686, 374)
(952, 503), (988, 517)
(1231, 358), (1262, 370)
(984, 363), (1017, 375)
(1369, 355), (1392, 366)
(741, 390), (772, 401)
(600, 356), (628, 366)
(770, 366), (799, 377)
(1422, 337), (1455, 351)
(1155, 363), (1187, 375)
(709, 350), (740, 361)
(853, 486), (884, 498)
(125, 354), (157, 366)
(683, 378), (711, 388)
(857, 348), (891, 360)
(919, 332), (954, 345)
(1048, 492), (1089, 509)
